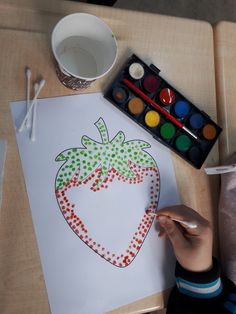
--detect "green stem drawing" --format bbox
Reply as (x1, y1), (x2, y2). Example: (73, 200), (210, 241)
(55, 118), (156, 190)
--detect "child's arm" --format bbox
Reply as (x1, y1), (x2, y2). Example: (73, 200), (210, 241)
(157, 205), (236, 314)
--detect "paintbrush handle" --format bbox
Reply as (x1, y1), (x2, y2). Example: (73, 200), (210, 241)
(124, 78), (198, 141)
(124, 78), (182, 127)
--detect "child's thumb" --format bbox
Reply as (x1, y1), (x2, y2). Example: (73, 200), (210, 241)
(158, 216), (185, 248)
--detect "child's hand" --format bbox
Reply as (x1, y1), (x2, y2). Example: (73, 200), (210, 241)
(157, 205), (213, 272)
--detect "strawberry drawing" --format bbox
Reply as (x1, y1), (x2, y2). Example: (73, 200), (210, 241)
(55, 118), (160, 267)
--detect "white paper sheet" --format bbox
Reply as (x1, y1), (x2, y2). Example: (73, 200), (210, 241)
(10, 93), (179, 314)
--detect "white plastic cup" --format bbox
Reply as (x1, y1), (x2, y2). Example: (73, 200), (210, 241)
(51, 13), (117, 90)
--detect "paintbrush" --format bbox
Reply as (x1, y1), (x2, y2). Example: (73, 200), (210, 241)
(124, 78), (199, 142)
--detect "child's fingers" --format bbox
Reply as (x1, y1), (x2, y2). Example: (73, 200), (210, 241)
(158, 205), (196, 221)
(157, 205), (210, 235)
(158, 216), (186, 248)
(158, 229), (166, 237)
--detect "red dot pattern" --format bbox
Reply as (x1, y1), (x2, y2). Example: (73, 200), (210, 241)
(55, 161), (160, 268)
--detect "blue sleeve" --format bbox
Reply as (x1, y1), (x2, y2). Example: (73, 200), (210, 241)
(166, 258), (236, 314)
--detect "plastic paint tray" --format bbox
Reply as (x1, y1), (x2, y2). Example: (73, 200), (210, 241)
(104, 54), (222, 168)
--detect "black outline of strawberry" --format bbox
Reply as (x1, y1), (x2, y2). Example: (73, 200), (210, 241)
(55, 118), (160, 268)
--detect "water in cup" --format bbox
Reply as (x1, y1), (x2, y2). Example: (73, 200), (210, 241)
(56, 36), (103, 78)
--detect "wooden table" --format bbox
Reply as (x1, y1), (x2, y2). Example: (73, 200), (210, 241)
(214, 21), (236, 162)
(0, 1), (220, 313)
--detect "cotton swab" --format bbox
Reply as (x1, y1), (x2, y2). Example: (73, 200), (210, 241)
(25, 67), (31, 128)
(146, 211), (197, 229)
(18, 79), (45, 133)
(30, 83), (39, 142)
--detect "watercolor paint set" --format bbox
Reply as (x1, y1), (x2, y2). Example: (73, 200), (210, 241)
(104, 54), (222, 168)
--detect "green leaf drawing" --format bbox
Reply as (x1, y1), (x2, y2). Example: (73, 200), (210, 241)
(55, 118), (157, 190)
